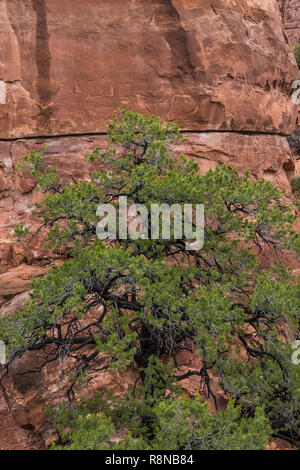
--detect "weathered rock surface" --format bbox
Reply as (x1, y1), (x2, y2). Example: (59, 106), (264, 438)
(289, 127), (300, 159)
(2, 347), (139, 443)
(0, 0), (298, 138)
(0, 397), (44, 450)
(0, 0), (299, 449)
(278, 0), (300, 47)
(0, 264), (48, 307)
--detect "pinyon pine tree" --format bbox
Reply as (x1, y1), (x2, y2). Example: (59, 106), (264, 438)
(0, 108), (299, 449)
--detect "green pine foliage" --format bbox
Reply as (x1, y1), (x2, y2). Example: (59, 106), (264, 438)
(294, 43), (300, 68)
(49, 395), (271, 450)
(1, 108), (300, 449)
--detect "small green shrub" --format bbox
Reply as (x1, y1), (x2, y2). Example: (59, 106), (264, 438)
(291, 177), (300, 194)
(50, 395), (272, 450)
(294, 43), (300, 68)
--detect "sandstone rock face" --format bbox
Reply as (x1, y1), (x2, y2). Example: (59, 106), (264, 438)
(0, 0), (298, 138)
(2, 348), (139, 443)
(0, 0), (299, 447)
(0, 397), (44, 450)
(278, 0), (300, 48)
(0, 264), (48, 307)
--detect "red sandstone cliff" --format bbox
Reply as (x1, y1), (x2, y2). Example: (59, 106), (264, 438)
(0, 0), (299, 448)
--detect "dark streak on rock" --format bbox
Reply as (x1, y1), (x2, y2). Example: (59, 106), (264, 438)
(158, 0), (198, 84)
(32, 0), (53, 130)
